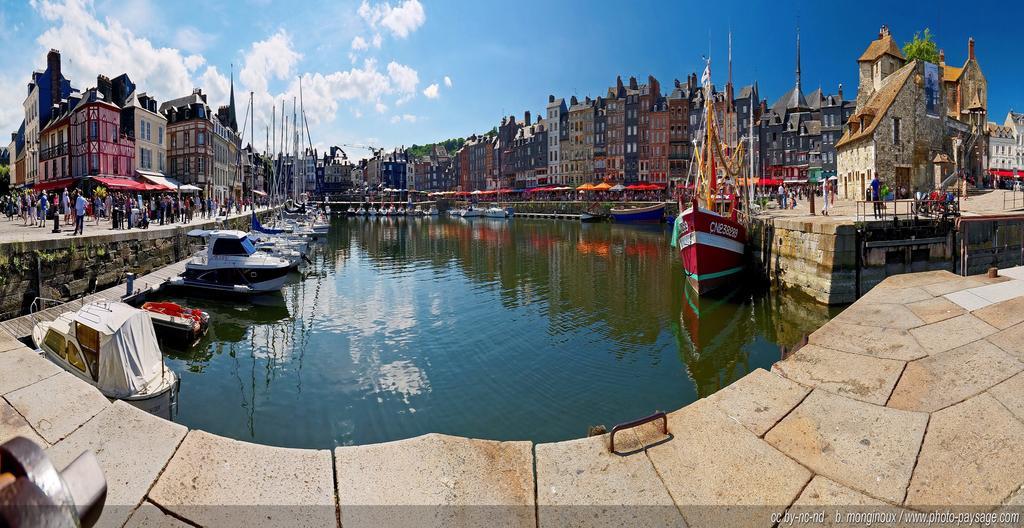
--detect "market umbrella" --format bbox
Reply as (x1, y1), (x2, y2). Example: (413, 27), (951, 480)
(593, 182), (612, 191)
(577, 182), (596, 191)
(609, 184), (626, 192)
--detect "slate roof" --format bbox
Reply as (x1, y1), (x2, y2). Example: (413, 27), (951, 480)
(772, 86), (810, 115)
(834, 61), (916, 149)
(858, 34), (905, 63)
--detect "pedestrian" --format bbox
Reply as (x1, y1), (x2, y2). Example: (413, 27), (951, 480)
(73, 191), (86, 235)
(871, 174), (882, 219)
(38, 193), (47, 227)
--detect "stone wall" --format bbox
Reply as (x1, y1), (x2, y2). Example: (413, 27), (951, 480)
(750, 216), (955, 305)
(0, 211), (272, 321)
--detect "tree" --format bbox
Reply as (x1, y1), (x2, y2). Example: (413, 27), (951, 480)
(903, 29), (940, 64)
(0, 165), (9, 196)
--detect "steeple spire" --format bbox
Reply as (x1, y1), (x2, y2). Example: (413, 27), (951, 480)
(228, 63), (238, 132)
(795, 25), (802, 92)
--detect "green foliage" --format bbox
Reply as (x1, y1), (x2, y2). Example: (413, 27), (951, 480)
(484, 127), (497, 137)
(903, 28), (941, 64)
(407, 137), (465, 158)
(0, 165), (9, 196)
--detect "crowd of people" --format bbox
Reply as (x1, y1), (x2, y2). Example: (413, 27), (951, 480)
(1, 187), (270, 236)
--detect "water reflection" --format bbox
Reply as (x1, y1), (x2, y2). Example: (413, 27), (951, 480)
(158, 216), (835, 448)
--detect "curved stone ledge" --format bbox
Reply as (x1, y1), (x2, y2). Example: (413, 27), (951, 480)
(2, 268), (1024, 527)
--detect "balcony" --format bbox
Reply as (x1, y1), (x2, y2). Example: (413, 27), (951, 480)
(40, 143), (68, 161)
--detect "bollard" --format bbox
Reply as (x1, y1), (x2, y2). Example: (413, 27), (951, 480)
(988, 267), (999, 279)
(125, 273), (135, 298)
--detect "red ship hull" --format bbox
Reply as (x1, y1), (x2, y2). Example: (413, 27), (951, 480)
(676, 205), (747, 294)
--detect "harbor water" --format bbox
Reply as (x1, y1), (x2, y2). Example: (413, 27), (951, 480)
(159, 215), (838, 449)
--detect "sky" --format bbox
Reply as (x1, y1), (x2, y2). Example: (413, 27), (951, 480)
(1, 0), (1022, 159)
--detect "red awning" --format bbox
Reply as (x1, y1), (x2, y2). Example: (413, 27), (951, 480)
(990, 169), (1018, 178)
(91, 176), (148, 191)
(32, 178), (76, 192)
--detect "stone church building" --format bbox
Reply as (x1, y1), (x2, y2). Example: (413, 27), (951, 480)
(835, 26), (987, 200)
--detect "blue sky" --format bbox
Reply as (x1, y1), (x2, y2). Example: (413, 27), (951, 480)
(2, 0), (1022, 158)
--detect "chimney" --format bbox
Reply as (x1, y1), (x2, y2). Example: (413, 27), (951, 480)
(629, 76), (638, 90)
(570, 95), (578, 105)
(838, 83), (843, 100)
(939, 49), (945, 65)
(675, 79), (681, 88)
(584, 96), (591, 105)
(616, 75), (623, 93)
(879, 25), (889, 38)
(524, 110), (531, 125)
(96, 75), (112, 102)
(548, 94), (554, 103)
(968, 37), (975, 60)
(47, 49), (61, 113)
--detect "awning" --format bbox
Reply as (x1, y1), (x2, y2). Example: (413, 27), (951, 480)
(32, 178), (76, 192)
(990, 169), (1018, 178)
(179, 184), (202, 193)
(136, 171), (181, 191)
(91, 176), (148, 191)
(593, 182), (612, 191)
(577, 183), (596, 191)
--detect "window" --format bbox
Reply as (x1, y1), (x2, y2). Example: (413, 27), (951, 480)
(893, 118), (901, 144)
(158, 126), (164, 145)
(44, 329), (67, 360)
(73, 322), (100, 380)
(198, 132), (205, 145)
(89, 121), (98, 139)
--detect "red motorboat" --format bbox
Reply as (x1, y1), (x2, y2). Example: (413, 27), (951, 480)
(142, 301), (210, 347)
(676, 198), (746, 294)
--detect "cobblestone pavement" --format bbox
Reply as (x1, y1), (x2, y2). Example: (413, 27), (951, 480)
(3, 267), (1024, 527)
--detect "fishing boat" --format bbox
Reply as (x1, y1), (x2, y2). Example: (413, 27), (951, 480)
(609, 203), (665, 223)
(171, 230), (291, 294)
(142, 301), (210, 347)
(33, 301), (179, 418)
(672, 57), (750, 295)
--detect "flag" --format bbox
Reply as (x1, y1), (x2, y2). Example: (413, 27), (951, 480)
(700, 61), (711, 88)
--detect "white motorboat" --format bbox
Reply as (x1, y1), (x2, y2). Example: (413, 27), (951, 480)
(461, 206), (484, 218)
(427, 206), (439, 216)
(33, 301), (179, 418)
(346, 206), (356, 215)
(368, 207), (378, 216)
(255, 239), (305, 268)
(357, 207), (368, 216)
(484, 206), (509, 218)
(172, 230), (291, 294)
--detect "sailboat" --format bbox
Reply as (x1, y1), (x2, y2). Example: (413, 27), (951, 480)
(673, 58), (748, 295)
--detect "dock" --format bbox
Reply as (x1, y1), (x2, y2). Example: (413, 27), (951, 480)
(0, 259), (187, 340)
(513, 212), (582, 220)
(4, 265), (1024, 526)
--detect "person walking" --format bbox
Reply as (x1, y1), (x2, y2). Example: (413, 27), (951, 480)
(73, 191), (87, 235)
(871, 174), (882, 219)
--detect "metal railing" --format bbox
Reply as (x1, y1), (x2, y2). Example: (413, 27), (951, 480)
(855, 197), (960, 223)
(609, 411), (667, 454)
(1004, 189), (1024, 211)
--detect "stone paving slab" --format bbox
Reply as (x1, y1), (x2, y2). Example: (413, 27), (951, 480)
(987, 322), (1024, 362)
(906, 393), (1024, 508)
(335, 433), (535, 528)
(782, 476), (898, 528)
(970, 280), (1024, 305)
(998, 266), (1024, 281)
(808, 321), (927, 361)
(945, 290), (993, 311)
(766, 390), (928, 504)
(0, 331), (25, 353)
(0, 346), (63, 395)
(906, 296), (966, 325)
(831, 302), (925, 330)
(46, 401), (187, 528)
(973, 296), (1024, 330)
(908, 314), (998, 355)
(645, 399), (811, 528)
(922, 277), (986, 297)
(888, 340), (1023, 413)
(858, 286), (934, 306)
(124, 503), (194, 528)
(874, 271), (957, 290)
(705, 368), (809, 437)
(149, 430), (336, 528)
(988, 372), (1024, 423)
(536, 434), (684, 528)
(771, 344), (904, 405)
(0, 398), (47, 446)
(4, 371), (109, 444)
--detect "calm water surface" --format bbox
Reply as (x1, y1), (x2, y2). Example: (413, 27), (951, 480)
(160, 216), (838, 449)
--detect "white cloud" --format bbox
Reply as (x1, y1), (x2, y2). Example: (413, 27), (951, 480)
(173, 26), (216, 54)
(240, 29), (302, 95)
(183, 54), (206, 73)
(390, 114), (416, 124)
(443, 76), (452, 88)
(372, 33), (382, 48)
(350, 35), (368, 51)
(198, 66), (230, 110)
(422, 83), (439, 99)
(357, 0), (425, 39)
(390, 115), (400, 124)
(386, 61), (418, 94)
(375, 102), (388, 113)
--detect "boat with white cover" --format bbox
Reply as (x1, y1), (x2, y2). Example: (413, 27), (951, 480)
(171, 230), (291, 294)
(32, 301), (179, 418)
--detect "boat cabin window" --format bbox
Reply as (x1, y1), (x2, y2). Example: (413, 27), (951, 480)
(66, 342), (88, 375)
(212, 237), (256, 256)
(43, 329), (67, 360)
(74, 322), (101, 381)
